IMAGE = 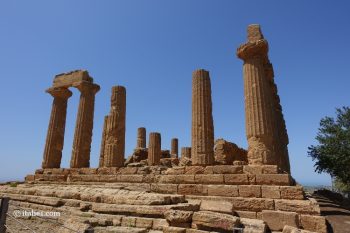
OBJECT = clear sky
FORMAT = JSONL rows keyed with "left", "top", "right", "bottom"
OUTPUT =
{"left": 1, "top": 1, "right": 349, "bottom": 185}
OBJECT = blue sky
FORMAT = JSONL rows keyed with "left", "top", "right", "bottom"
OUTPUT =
{"left": 1, "top": 1, "right": 349, "bottom": 185}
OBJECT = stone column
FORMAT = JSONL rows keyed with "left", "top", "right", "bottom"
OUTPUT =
{"left": 148, "top": 132, "right": 161, "bottom": 165}
{"left": 171, "top": 138, "right": 179, "bottom": 157}
{"left": 270, "top": 82, "right": 290, "bottom": 173}
{"left": 237, "top": 24, "right": 277, "bottom": 165}
{"left": 42, "top": 87, "right": 72, "bottom": 168}
{"left": 98, "top": 115, "right": 108, "bottom": 167}
{"left": 191, "top": 69, "right": 215, "bottom": 165}
{"left": 181, "top": 147, "right": 191, "bottom": 158}
{"left": 136, "top": 127, "right": 146, "bottom": 148}
{"left": 104, "top": 86, "right": 126, "bottom": 167}
{"left": 70, "top": 81, "right": 100, "bottom": 168}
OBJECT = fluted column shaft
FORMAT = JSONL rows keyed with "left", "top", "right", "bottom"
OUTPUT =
{"left": 42, "top": 88, "right": 72, "bottom": 168}
{"left": 148, "top": 132, "right": 161, "bottom": 165}
{"left": 136, "top": 127, "right": 146, "bottom": 148}
{"left": 171, "top": 138, "right": 179, "bottom": 157}
{"left": 70, "top": 81, "right": 100, "bottom": 168}
{"left": 181, "top": 147, "right": 191, "bottom": 158}
{"left": 104, "top": 86, "right": 126, "bottom": 167}
{"left": 98, "top": 116, "right": 108, "bottom": 167}
{"left": 237, "top": 39, "right": 276, "bottom": 165}
{"left": 191, "top": 69, "right": 215, "bottom": 165}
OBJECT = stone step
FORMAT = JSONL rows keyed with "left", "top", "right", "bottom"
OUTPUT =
{"left": 0, "top": 184, "right": 186, "bottom": 205}
{"left": 33, "top": 165, "right": 282, "bottom": 176}
{"left": 94, "top": 226, "right": 149, "bottom": 233}
{"left": 29, "top": 172, "right": 294, "bottom": 186}
{"left": 186, "top": 195, "right": 320, "bottom": 215}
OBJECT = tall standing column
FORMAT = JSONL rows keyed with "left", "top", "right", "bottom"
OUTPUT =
{"left": 98, "top": 116, "right": 108, "bottom": 167}
{"left": 104, "top": 86, "right": 126, "bottom": 167}
{"left": 171, "top": 138, "right": 179, "bottom": 157}
{"left": 136, "top": 127, "right": 146, "bottom": 149}
{"left": 237, "top": 24, "right": 277, "bottom": 165}
{"left": 148, "top": 132, "right": 161, "bottom": 165}
{"left": 42, "top": 87, "right": 72, "bottom": 168}
{"left": 70, "top": 81, "right": 100, "bottom": 168}
{"left": 191, "top": 69, "right": 215, "bottom": 165}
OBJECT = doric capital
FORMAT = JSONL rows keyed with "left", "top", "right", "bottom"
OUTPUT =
{"left": 236, "top": 39, "right": 268, "bottom": 61}
{"left": 73, "top": 81, "right": 100, "bottom": 95}
{"left": 46, "top": 87, "right": 72, "bottom": 99}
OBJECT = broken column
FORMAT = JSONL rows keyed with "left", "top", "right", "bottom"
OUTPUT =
{"left": 181, "top": 147, "right": 191, "bottom": 158}
{"left": 98, "top": 116, "right": 108, "bottom": 167}
{"left": 148, "top": 132, "right": 161, "bottom": 165}
{"left": 103, "top": 86, "right": 126, "bottom": 167}
{"left": 236, "top": 24, "right": 278, "bottom": 165}
{"left": 136, "top": 127, "right": 146, "bottom": 149}
{"left": 191, "top": 69, "right": 215, "bottom": 165}
{"left": 70, "top": 81, "right": 100, "bottom": 168}
{"left": 171, "top": 138, "right": 179, "bottom": 157}
{"left": 42, "top": 87, "right": 72, "bottom": 168}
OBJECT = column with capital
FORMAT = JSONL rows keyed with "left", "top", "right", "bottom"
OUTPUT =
{"left": 70, "top": 81, "right": 100, "bottom": 168}
{"left": 42, "top": 87, "right": 72, "bottom": 168}
{"left": 237, "top": 24, "right": 277, "bottom": 165}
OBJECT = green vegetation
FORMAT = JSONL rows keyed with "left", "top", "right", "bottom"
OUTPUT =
{"left": 308, "top": 107, "right": 350, "bottom": 194}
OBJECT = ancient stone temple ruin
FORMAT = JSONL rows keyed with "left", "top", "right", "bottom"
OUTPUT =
{"left": 0, "top": 25, "right": 327, "bottom": 233}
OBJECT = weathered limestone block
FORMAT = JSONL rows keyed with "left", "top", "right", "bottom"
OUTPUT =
{"left": 204, "top": 165, "right": 243, "bottom": 174}
{"left": 239, "top": 185, "right": 262, "bottom": 198}
{"left": 151, "top": 184, "right": 178, "bottom": 194}
{"left": 125, "top": 148, "right": 148, "bottom": 166}
{"left": 224, "top": 174, "right": 250, "bottom": 185}
{"left": 231, "top": 197, "right": 274, "bottom": 212}
{"left": 42, "top": 87, "right": 72, "bottom": 168}
{"left": 163, "top": 227, "right": 186, "bottom": 233}
{"left": 185, "top": 166, "right": 205, "bottom": 174}
{"left": 178, "top": 184, "right": 207, "bottom": 196}
{"left": 255, "top": 174, "right": 292, "bottom": 186}
{"left": 171, "top": 138, "right": 179, "bottom": 157}
{"left": 192, "top": 211, "right": 239, "bottom": 232}
{"left": 274, "top": 199, "right": 321, "bottom": 215}
{"left": 195, "top": 174, "right": 224, "bottom": 184}
{"left": 280, "top": 186, "right": 304, "bottom": 200}
{"left": 103, "top": 86, "right": 126, "bottom": 167}
{"left": 71, "top": 81, "right": 100, "bottom": 168}
{"left": 206, "top": 185, "right": 239, "bottom": 197}
{"left": 214, "top": 139, "right": 247, "bottom": 165}
{"left": 299, "top": 215, "right": 327, "bottom": 233}
{"left": 135, "top": 218, "right": 153, "bottom": 229}
{"left": 261, "top": 185, "right": 281, "bottom": 199}
{"left": 179, "top": 147, "right": 192, "bottom": 166}
{"left": 282, "top": 225, "right": 318, "bottom": 233}
{"left": 164, "top": 210, "right": 193, "bottom": 224}
{"left": 148, "top": 132, "right": 161, "bottom": 166}
{"left": 199, "top": 200, "right": 233, "bottom": 214}
{"left": 262, "top": 210, "right": 299, "bottom": 231}
{"left": 191, "top": 69, "right": 214, "bottom": 165}
{"left": 240, "top": 218, "right": 266, "bottom": 233}
{"left": 136, "top": 127, "right": 146, "bottom": 148}
{"left": 53, "top": 70, "right": 93, "bottom": 88}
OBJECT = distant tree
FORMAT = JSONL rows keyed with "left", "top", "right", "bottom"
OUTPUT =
{"left": 308, "top": 107, "right": 350, "bottom": 187}
{"left": 333, "top": 177, "right": 350, "bottom": 196}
